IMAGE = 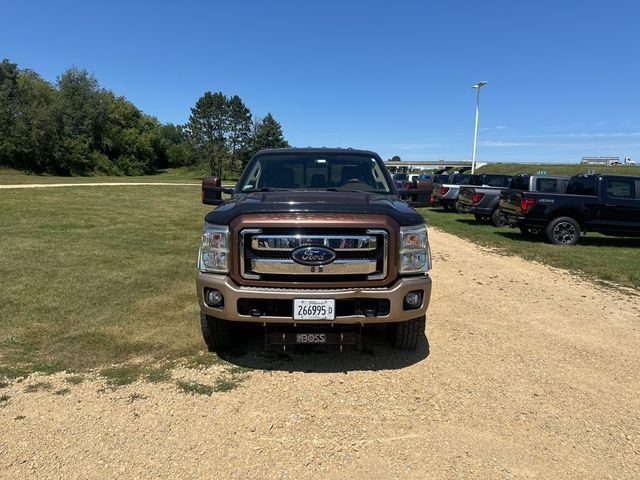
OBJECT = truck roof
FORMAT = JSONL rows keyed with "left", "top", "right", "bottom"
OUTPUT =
{"left": 254, "top": 147, "right": 380, "bottom": 157}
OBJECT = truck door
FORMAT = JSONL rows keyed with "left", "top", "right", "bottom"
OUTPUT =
{"left": 599, "top": 177, "right": 640, "bottom": 235}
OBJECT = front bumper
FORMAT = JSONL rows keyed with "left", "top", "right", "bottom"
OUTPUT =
{"left": 197, "top": 274, "right": 432, "bottom": 324}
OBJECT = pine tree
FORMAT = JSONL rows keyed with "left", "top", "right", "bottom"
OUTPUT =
{"left": 252, "top": 113, "right": 289, "bottom": 153}
{"left": 227, "top": 95, "right": 253, "bottom": 175}
{"left": 187, "top": 91, "right": 228, "bottom": 176}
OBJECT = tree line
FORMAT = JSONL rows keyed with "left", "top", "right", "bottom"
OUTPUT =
{"left": 0, "top": 59, "right": 288, "bottom": 177}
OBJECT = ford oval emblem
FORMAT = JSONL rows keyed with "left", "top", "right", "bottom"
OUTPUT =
{"left": 291, "top": 246, "right": 337, "bottom": 266}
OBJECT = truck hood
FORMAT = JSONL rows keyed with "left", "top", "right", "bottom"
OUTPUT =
{"left": 205, "top": 191, "right": 425, "bottom": 226}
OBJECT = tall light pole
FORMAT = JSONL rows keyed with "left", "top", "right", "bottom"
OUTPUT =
{"left": 471, "top": 81, "right": 488, "bottom": 174}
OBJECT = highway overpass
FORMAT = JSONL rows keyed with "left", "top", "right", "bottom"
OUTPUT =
{"left": 384, "top": 160, "right": 490, "bottom": 171}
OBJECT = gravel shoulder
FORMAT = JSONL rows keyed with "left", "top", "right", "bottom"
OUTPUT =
{"left": 1, "top": 228, "right": 639, "bottom": 479}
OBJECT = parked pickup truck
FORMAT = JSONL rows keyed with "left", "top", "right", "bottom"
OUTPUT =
{"left": 499, "top": 174, "right": 640, "bottom": 244}
{"left": 431, "top": 173, "right": 473, "bottom": 211}
{"left": 397, "top": 173, "right": 435, "bottom": 207}
{"left": 497, "top": 174, "right": 570, "bottom": 234}
{"left": 456, "top": 174, "right": 513, "bottom": 226}
{"left": 198, "top": 148, "right": 432, "bottom": 351}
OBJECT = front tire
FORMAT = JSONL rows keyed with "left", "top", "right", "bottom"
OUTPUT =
{"left": 545, "top": 216, "right": 581, "bottom": 245}
{"left": 389, "top": 315, "right": 426, "bottom": 350}
{"left": 200, "top": 313, "right": 235, "bottom": 351}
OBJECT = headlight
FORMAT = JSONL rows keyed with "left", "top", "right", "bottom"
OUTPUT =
{"left": 199, "top": 224, "right": 230, "bottom": 273}
{"left": 399, "top": 224, "right": 431, "bottom": 274}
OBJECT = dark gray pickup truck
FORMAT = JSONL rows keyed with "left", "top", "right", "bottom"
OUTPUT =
{"left": 456, "top": 174, "right": 512, "bottom": 226}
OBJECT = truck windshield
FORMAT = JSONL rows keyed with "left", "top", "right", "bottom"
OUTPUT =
{"left": 237, "top": 152, "right": 392, "bottom": 193}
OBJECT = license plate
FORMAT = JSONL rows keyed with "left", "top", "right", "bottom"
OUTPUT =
{"left": 293, "top": 299, "right": 335, "bottom": 320}
{"left": 296, "top": 333, "right": 327, "bottom": 344}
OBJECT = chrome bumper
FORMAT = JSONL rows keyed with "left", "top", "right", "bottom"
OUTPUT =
{"left": 197, "top": 274, "right": 432, "bottom": 324}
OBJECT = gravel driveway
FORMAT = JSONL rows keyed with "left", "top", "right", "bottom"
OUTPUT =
{"left": 1, "top": 229, "right": 638, "bottom": 479}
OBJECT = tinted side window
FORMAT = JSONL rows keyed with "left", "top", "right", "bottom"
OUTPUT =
{"left": 606, "top": 178, "right": 636, "bottom": 199}
{"left": 485, "top": 175, "right": 511, "bottom": 187}
{"left": 566, "top": 176, "right": 597, "bottom": 196}
{"left": 509, "top": 175, "right": 531, "bottom": 190}
{"left": 453, "top": 174, "right": 472, "bottom": 185}
{"left": 536, "top": 178, "right": 558, "bottom": 193}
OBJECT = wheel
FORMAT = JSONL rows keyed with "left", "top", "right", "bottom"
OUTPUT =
{"left": 200, "top": 313, "right": 235, "bottom": 351}
{"left": 490, "top": 209, "right": 508, "bottom": 227}
{"left": 388, "top": 315, "right": 426, "bottom": 350}
{"left": 519, "top": 226, "right": 542, "bottom": 237}
{"left": 545, "top": 216, "right": 581, "bottom": 245}
{"left": 443, "top": 203, "right": 454, "bottom": 212}
{"left": 474, "top": 213, "right": 489, "bottom": 223}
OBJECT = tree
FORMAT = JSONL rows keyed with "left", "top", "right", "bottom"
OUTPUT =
{"left": 55, "top": 67, "right": 108, "bottom": 174}
{"left": 227, "top": 95, "right": 253, "bottom": 175}
{"left": 187, "top": 91, "right": 228, "bottom": 176}
{"left": 14, "top": 70, "right": 59, "bottom": 172}
{"left": 0, "top": 59, "right": 21, "bottom": 165}
{"left": 251, "top": 113, "right": 289, "bottom": 153}
{"left": 389, "top": 155, "right": 401, "bottom": 162}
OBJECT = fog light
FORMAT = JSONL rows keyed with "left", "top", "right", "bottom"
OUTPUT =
{"left": 404, "top": 291, "right": 422, "bottom": 309}
{"left": 205, "top": 289, "right": 224, "bottom": 307}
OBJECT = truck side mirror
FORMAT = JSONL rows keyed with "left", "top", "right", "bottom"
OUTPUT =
{"left": 202, "top": 176, "right": 226, "bottom": 205}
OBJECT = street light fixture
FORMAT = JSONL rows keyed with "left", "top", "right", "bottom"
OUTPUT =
{"left": 471, "top": 81, "right": 488, "bottom": 174}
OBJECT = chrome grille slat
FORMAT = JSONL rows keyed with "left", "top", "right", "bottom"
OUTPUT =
{"left": 251, "top": 234, "right": 376, "bottom": 252}
{"left": 251, "top": 258, "right": 377, "bottom": 275}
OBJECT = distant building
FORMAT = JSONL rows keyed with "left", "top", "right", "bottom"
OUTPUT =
{"left": 581, "top": 156, "right": 620, "bottom": 166}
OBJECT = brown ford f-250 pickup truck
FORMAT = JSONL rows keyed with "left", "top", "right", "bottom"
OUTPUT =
{"left": 197, "top": 148, "right": 432, "bottom": 351}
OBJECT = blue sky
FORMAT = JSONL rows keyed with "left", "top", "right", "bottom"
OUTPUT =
{"left": 2, "top": 0, "right": 639, "bottom": 163}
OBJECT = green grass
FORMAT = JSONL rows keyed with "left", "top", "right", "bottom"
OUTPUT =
{"left": 421, "top": 208, "right": 640, "bottom": 289}
{"left": 477, "top": 162, "right": 640, "bottom": 177}
{"left": 65, "top": 375, "right": 84, "bottom": 385}
{"left": 0, "top": 166, "right": 237, "bottom": 185}
{"left": 176, "top": 380, "right": 215, "bottom": 396}
{"left": 24, "top": 381, "right": 52, "bottom": 393}
{"left": 0, "top": 184, "right": 211, "bottom": 375}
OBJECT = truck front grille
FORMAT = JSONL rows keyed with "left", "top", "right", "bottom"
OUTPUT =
{"left": 240, "top": 228, "right": 388, "bottom": 282}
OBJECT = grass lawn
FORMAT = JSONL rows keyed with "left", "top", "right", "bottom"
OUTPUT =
{"left": 0, "top": 166, "right": 212, "bottom": 185}
{"left": 477, "top": 163, "right": 640, "bottom": 177}
{"left": 420, "top": 208, "right": 640, "bottom": 290}
{"left": 0, "top": 184, "right": 211, "bottom": 375}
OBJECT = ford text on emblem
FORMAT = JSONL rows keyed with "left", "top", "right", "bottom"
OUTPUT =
{"left": 291, "top": 246, "right": 337, "bottom": 266}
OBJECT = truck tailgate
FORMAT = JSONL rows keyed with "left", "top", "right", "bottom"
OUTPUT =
{"left": 458, "top": 186, "right": 475, "bottom": 206}
{"left": 499, "top": 189, "right": 524, "bottom": 216}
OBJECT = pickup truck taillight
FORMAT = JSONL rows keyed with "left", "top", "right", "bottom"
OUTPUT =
{"left": 403, "top": 182, "right": 413, "bottom": 190}
{"left": 520, "top": 198, "right": 537, "bottom": 213}
{"left": 472, "top": 192, "right": 485, "bottom": 204}
{"left": 440, "top": 186, "right": 450, "bottom": 195}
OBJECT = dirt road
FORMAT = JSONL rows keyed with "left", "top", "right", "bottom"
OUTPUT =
{"left": 1, "top": 229, "right": 639, "bottom": 479}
